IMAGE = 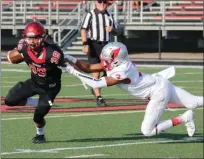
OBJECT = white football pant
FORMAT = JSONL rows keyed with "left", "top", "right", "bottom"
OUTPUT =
{"left": 141, "top": 75, "right": 203, "bottom": 136}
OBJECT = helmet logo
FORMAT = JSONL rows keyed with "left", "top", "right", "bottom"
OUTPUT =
{"left": 111, "top": 48, "right": 120, "bottom": 59}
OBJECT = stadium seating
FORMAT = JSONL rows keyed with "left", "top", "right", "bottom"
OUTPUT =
{"left": 34, "top": 0, "right": 82, "bottom": 10}
{"left": 1, "top": 0, "right": 203, "bottom": 55}
{"left": 154, "top": 0, "right": 204, "bottom": 22}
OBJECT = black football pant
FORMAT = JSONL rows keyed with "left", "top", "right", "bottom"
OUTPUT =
{"left": 5, "top": 78, "right": 61, "bottom": 124}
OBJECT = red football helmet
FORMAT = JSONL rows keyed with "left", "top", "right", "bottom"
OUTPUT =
{"left": 23, "top": 21, "right": 46, "bottom": 49}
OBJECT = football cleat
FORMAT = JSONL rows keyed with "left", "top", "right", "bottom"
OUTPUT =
{"left": 32, "top": 134, "right": 46, "bottom": 144}
{"left": 96, "top": 96, "right": 107, "bottom": 107}
{"left": 181, "top": 110, "right": 196, "bottom": 137}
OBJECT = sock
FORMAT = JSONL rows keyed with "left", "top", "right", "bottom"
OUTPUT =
{"left": 26, "top": 97, "right": 38, "bottom": 107}
{"left": 147, "top": 117, "right": 185, "bottom": 136}
{"left": 155, "top": 120, "right": 173, "bottom": 135}
{"left": 36, "top": 127, "right": 45, "bottom": 135}
{"left": 171, "top": 116, "right": 184, "bottom": 126}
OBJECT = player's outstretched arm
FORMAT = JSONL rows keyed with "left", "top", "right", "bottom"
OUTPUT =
{"left": 64, "top": 54, "right": 104, "bottom": 73}
{"left": 65, "top": 63, "right": 122, "bottom": 88}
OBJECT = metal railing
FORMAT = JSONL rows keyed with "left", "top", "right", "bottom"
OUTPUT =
{"left": 53, "top": 1, "right": 118, "bottom": 46}
{"left": 1, "top": 0, "right": 203, "bottom": 41}
{"left": 53, "top": 2, "right": 89, "bottom": 46}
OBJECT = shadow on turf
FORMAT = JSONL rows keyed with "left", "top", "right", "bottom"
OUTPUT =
{"left": 127, "top": 133, "right": 204, "bottom": 143}
{"left": 46, "top": 133, "right": 203, "bottom": 144}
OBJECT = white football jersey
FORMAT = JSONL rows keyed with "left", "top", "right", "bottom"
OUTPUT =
{"left": 106, "top": 59, "right": 156, "bottom": 98}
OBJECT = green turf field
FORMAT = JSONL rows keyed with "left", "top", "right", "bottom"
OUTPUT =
{"left": 1, "top": 64, "right": 203, "bottom": 158}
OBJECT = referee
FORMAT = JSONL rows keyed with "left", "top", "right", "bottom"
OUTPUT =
{"left": 81, "top": 0, "right": 117, "bottom": 106}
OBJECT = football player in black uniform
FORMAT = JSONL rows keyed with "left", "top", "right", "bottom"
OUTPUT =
{"left": 5, "top": 21, "right": 65, "bottom": 144}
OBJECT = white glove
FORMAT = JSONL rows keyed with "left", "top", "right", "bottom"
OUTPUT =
{"left": 64, "top": 54, "right": 77, "bottom": 64}
{"left": 65, "top": 62, "right": 82, "bottom": 77}
{"left": 65, "top": 62, "right": 88, "bottom": 89}
{"left": 65, "top": 62, "right": 74, "bottom": 74}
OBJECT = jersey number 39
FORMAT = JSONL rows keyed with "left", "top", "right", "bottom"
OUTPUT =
{"left": 29, "top": 64, "right": 46, "bottom": 77}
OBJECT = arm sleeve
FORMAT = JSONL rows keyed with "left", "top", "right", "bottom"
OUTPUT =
{"left": 78, "top": 74, "right": 107, "bottom": 89}
{"left": 70, "top": 68, "right": 107, "bottom": 89}
{"left": 81, "top": 12, "right": 92, "bottom": 30}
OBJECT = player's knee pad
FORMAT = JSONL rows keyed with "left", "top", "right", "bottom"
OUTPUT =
{"left": 5, "top": 82, "right": 24, "bottom": 106}
{"left": 141, "top": 122, "right": 155, "bottom": 137}
{"left": 141, "top": 127, "right": 154, "bottom": 137}
{"left": 33, "top": 105, "right": 51, "bottom": 124}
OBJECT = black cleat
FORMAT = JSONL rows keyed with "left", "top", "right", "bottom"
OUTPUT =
{"left": 32, "top": 134, "right": 46, "bottom": 144}
{"left": 96, "top": 96, "right": 107, "bottom": 107}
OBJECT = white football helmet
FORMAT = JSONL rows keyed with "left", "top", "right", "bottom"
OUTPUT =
{"left": 100, "top": 42, "right": 129, "bottom": 71}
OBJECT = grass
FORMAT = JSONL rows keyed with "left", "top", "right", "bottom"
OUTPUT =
{"left": 1, "top": 63, "right": 203, "bottom": 158}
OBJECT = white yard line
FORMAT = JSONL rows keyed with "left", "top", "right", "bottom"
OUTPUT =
{"left": 2, "top": 87, "right": 203, "bottom": 94}
{"left": 2, "top": 82, "right": 202, "bottom": 90}
{"left": 1, "top": 110, "right": 146, "bottom": 121}
{"left": 2, "top": 108, "right": 203, "bottom": 121}
{"left": 2, "top": 76, "right": 28, "bottom": 79}
{"left": 3, "top": 81, "right": 19, "bottom": 83}
{"left": 65, "top": 154, "right": 108, "bottom": 158}
{"left": 1, "top": 72, "right": 203, "bottom": 80}
{"left": 2, "top": 62, "right": 203, "bottom": 68}
{"left": 2, "top": 82, "right": 84, "bottom": 87}
{"left": 2, "top": 84, "right": 85, "bottom": 87}
{"left": 137, "top": 65, "right": 203, "bottom": 69}
{"left": 171, "top": 80, "right": 203, "bottom": 83}
{"left": 1, "top": 69, "right": 203, "bottom": 75}
{"left": 181, "top": 72, "right": 203, "bottom": 75}
{"left": 1, "top": 75, "right": 74, "bottom": 79}
{"left": 2, "top": 86, "right": 17, "bottom": 88}
{"left": 2, "top": 83, "right": 204, "bottom": 89}
{"left": 1, "top": 69, "right": 30, "bottom": 72}
{"left": 1, "top": 137, "right": 203, "bottom": 155}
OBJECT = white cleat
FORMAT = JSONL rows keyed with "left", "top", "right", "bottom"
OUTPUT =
{"left": 181, "top": 110, "right": 196, "bottom": 137}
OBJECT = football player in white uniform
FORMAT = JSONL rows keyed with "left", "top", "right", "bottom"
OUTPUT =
{"left": 63, "top": 42, "right": 203, "bottom": 137}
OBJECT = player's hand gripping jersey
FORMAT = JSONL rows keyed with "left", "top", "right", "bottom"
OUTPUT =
{"left": 17, "top": 39, "right": 64, "bottom": 87}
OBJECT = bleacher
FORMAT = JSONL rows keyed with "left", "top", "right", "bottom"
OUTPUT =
{"left": 155, "top": 1, "right": 203, "bottom": 21}
{"left": 1, "top": 0, "right": 86, "bottom": 25}
{"left": 124, "top": 0, "right": 203, "bottom": 30}
{"left": 1, "top": 0, "right": 203, "bottom": 57}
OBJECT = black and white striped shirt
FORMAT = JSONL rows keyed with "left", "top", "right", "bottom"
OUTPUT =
{"left": 81, "top": 8, "right": 117, "bottom": 42}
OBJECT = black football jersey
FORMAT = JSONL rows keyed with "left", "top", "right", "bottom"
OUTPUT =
{"left": 17, "top": 39, "right": 64, "bottom": 87}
